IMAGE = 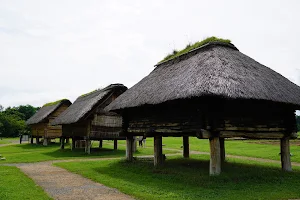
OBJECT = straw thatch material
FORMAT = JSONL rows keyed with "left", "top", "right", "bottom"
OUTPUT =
{"left": 106, "top": 42, "right": 300, "bottom": 111}
{"left": 51, "top": 84, "right": 127, "bottom": 125}
{"left": 26, "top": 99, "right": 71, "bottom": 125}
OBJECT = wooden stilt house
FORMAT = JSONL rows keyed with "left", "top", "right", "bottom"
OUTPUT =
{"left": 26, "top": 99, "right": 71, "bottom": 145}
{"left": 105, "top": 38, "right": 300, "bottom": 175}
{"left": 51, "top": 84, "right": 127, "bottom": 153}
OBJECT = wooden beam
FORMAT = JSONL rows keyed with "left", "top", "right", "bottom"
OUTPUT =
{"left": 280, "top": 137, "right": 292, "bottom": 172}
{"left": 99, "top": 139, "right": 103, "bottom": 148}
{"left": 126, "top": 136, "right": 134, "bottom": 161}
{"left": 219, "top": 131, "right": 287, "bottom": 139}
{"left": 60, "top": 137, "right": 65, "bottom": 150}
{"left": 114, "top": 139, "right": 118, "bottom": 150}
{"left": 183, "top": 136, "right": 189, "bottom": 158}
{"left": 154, "top": 136, "right": 163, "bottom": 166}
{"left": 220, "top": 138, "right": 225, "bottom": 164}
{"left": 209, "top": 136, "right": 221, "bottom": 175}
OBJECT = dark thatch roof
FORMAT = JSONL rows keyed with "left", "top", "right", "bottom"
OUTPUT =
{"left": 106, "top": 42, "right": 300, "bottom": 111}
{"left": 51, "top": 84, "right": 127, "bottom": 125}
{"left": 26, "top": 99, "right": 71, "bottom": 125}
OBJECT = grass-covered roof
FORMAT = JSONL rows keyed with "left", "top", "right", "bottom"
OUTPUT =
{"left": 26, "top": 99, "right": 71, "bottom": 125}
{"left": 43, "top": 99, "right": 69, "bottom": 107}
{"left": 158, "top": 36, "right": 231, "bottom": 64}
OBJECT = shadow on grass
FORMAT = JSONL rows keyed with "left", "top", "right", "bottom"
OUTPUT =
{"left": 81, "top": 157, "right": 300, "bottom": 199}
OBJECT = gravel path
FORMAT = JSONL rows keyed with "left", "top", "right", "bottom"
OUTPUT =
{"left": 17, "top": 161, "right": 134, "bottom": 200}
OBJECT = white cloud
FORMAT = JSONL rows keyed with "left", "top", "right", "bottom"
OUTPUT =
{"left": 0, "top": 0, "right": 300, "bottom": 110}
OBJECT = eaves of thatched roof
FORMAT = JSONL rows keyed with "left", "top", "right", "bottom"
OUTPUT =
{"left": 106, "top": 42, "right": 300, "bottom": 111}
{"left": 26, "top": 99, "right": 71, "bottom": 125}
{"left": 51, "top": 84, "right": 127, "bottom": 125}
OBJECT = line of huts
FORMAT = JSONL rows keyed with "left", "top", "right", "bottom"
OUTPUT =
{"left": 26, "top": 38, "right": 300, "bottom": 175}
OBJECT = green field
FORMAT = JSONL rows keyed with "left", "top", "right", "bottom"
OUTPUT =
{"left": 105, "top": 137, "right": 300, "bottom": 162}
{"left": 1, "top": 137, "right": 300, "bottom": 200}
{"left": 56, "top": 155, "right": 300, "bottom": 200}
{"left": 0, "top": 137, "right": 18, "bottom": 145}
{"left": 0, "top": 140, "right": 177, "bottom": 163}
{"left": 0, "top": 166, "right": 51, "bottom": 200}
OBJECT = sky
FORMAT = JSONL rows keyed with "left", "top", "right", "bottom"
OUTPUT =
{"left": 0, "top": 0, "right": 300, "bottom": 111}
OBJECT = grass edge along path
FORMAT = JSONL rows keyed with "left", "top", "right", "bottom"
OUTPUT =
{"left": 56, "top": 155, "right": 300, "bottom": 200}
{"left": 0, "top": 165, "right": 51, "bottom": 200}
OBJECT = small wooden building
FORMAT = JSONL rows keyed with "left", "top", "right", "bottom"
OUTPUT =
{"left": 106, "top": 41, "right": 300, "bottom": 175}
{"left": 51, "top": 84, "right": 127, "bottom": 153}
{"left": 26, "top": 99, "right": 72, "bottom": 145}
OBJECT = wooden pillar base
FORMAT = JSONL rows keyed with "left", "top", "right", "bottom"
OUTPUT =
{"left": 183, "top": 136, "right": 189, "bottom": 158}
{"left": 30, "top": 136, "right": 34, "bottom": 144}
{"left": 60, "top": 137, "right": 65, "bottom": 150}
{"left": 66, "top": 138, "right": 70, "bottom": 144}
{"left": 220, "top": 138, "right": 225, "bottom": 164}
{"left": 85, "top": 139, "right": 91, "bottom": 154}
{"left": 99, "top": 140, "right": 103, "bottom": 149}
{"left": 281, "top": 137, "right": 292, "bottom": 172}
{"left": 209, "top": 136, "right": 221, "bottom": 175}
{"left": 114, "top": 139, "right": 118, "bottom": 150}
{"left": 71, "top": 138, "right": 76, "bottom": 151}
{"left": 36, "top": 137, "right": 40, "bottom": 144}
{"left": 126, "top": 136, "right": 134, "bottom": 161}
{"left": 154, "top": 136, "right": 163, "bottom": 166}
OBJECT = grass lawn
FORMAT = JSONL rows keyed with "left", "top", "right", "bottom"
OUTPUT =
{"left": 105, "top": 136, "right": 300, "bottom": 162}
{"left": 0, "top": 166, "right": 51, "bottom": 200}
{"left": 56, "top": 155, "right": 300, "bottom": 200}
{"left": 0, "top": 137, "right": 19, "bottom": 145}
{"left": 0, "top": 140, "right": 177, "bottom": 163}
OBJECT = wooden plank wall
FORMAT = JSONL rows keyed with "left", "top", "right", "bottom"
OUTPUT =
{"left": 125, "top": 97, "right": 297, "bottom": 139}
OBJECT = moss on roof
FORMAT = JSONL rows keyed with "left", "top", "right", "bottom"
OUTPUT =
{"left": 80, "top": 88, "right": 102, "bottom": 98}
{"left": 42, "top": 99, "right": 68, "bottom": 107}
{"left": 158, "top": 36, "right": 231, "bottom": 64}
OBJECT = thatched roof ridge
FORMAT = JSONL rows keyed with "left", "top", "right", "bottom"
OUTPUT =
{"left": 51, "top": 84, "right": 127, "bottom": 125}
{"left": 26, "top": 99, "right": 71, "bottom": 125}
{"left": 106, "top": 43, "right": 300, "bottom": 111}
{"left": 157, "top": 36, "right": 232, "bottom": 64}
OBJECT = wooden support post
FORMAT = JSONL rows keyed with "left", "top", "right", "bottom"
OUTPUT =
{"left": 209, "top": 136, "right": 221, "bottom": 175}
{"left": 85, "top": 139, "right": 91, "bottom": 154}
{"left": 71, "top": 138, "right": 76, "bottom": 151}
{"left": 183, "top": 136, "right": 189, "bottom": 158}
{"left": 65, "top": 138, "right": 70, "bottom": 144}
{"left": 43, "top": 138, "right": 49, "bottom": 146}
{"left": 60, "top": 137, "right": 65, "bottom": 150}
{"left": 114, "top": 139, "right": 118, "bottom": 150}
{"left": 36, "top": 137, "right": 39, "bottom": 144}
{"left": 30, "top": 136, "right": 33, "bottom": 144}
{"left": 280, "top": 137, "right": 292, "bottom": 172}
{"left": 220, "top": 138, "right": 225, "bottom": 164}
{"left": 154, "top": 136, "right": 163, "bottom": 166}
{"left": 99, "top": 140, "right": 103, "bottom": 148}
{"left": 126, "top": 136, "right": 134, "bottom": 161}
{"left": 132, "top": 137, "right": 137, "bottom": 152}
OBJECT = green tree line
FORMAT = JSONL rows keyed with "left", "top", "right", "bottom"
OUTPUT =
{"left": 0, "top": 105, "right": 39, "bottom": 137}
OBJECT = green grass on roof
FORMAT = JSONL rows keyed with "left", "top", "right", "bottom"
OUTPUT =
{"left": 158, "top": 36, "right": 231, "bottom": 64}
{"left": 42, "top": 99, "right": 68, "bottom": 107}
{"left": 80, "top": 88, "right": 102, "bottom": 98}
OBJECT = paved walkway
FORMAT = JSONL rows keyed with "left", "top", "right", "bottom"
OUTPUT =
{"left": 16, "top": 161, "right": 134, "bottom": 200}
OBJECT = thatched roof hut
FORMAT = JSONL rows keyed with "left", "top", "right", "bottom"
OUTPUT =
{"left": 52, "top": 84, "right": 127, "bottom": 153}
{"left": 107, "top": 42, "right": 300, "bottom": 110}
{"left": 106, "top": 39, "right": 300, "bottom": 175}
{"left": 26, "top": 99, "right": 71, "bottom": 145}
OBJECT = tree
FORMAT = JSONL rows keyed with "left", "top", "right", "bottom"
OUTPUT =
{"left": 0, "top": 105, "right": 3, "bottom": 112}
{"left": 0, "top": 104, "right": 38, "bottom": 137}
